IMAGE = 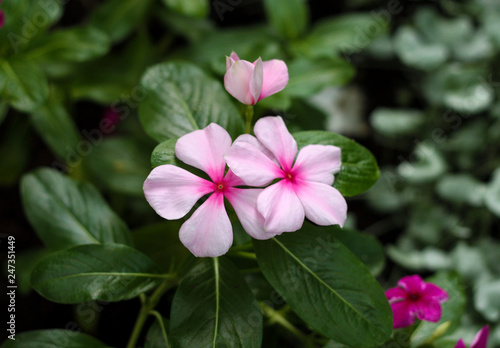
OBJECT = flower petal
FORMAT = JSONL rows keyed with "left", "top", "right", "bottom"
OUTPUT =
{"left": 414, "top": 299, "right": 442, "bottom": 322}
{"left": 223, "top": 169, "right": 245, "bottom": 187}
{"left": 143, "top": 165, "right": 214, "bottom": 220}
{"left": 391, "top": 300, "right": 415, "bottom": 329}
{"left": 386, "top": 287, "right": 408, "bottom": 302}
{"left": 249, "top": 58, "right": 263, "bottom": 105}
{"left": 259, "top": 59, "right": 289, "bottom": 101}
{"left": 254, "top": 116, "right": 297, "bottom": 172}
{"left": 225, "top": 141, "right": 282, "bottom": 186}
{"left": 224, "top": 59, "right": 255, "bottom": 105}
{"left": 293, "top": 144, "right": 342, "bottom": 185}
{"left": 233, "top": 134, "right": 277, "bottom": 163}
{"left": 257, "top": 181, "right": 305, "bottom": 234}
{"left": 422, "top": 283, "right": 448, "bottom": 302}
{"left": 398, "top": 275, "right": 425, "bottom": 294}
{"left": 175, "top": 123, "right": 232, "bottom": 182}
{"left": 179, "top": 192, "right": 232, "bottom": 257}
{"left": 471, "top": 326, "right": 489, "bottom": 348}
{"left": 230, "top": 51, "right": 240, "bottom": 61}
{"left": 226, "top": 52, "right": 239, "bottom": 70}
{"left": 295, "top": 180, "right": 347, "bottom": 227}
{"left": 454, "top": 339, "right": 467, "bottom": 348}
{"left": 225, "top": 188, "right": 273, "bottom": 240}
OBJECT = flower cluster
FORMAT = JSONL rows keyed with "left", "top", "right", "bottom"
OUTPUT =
{"left": 144, "top": 116, "right": 347, "bottom": 257}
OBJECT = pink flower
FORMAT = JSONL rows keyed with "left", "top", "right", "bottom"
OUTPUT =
{"left": 0, "top": 10, "right": 4, "bottom": 28}
{"left": 455, "top": 326, "right": 489, "bottom": 348}
{"left": 143, "top": 123, "right": 269, "bottom": 258}
{"left": 386, "top": 275, "right": 449, "bottom": 329}
{"left": 225, "top": 116, "right": 347, "bottom": 234}
{"left": 224, "top": 52, "right": 289, "bottom": 105}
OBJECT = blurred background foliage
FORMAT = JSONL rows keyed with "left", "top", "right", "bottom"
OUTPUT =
{"left": 1, "top": 0, "right": 499, "bottom": 346}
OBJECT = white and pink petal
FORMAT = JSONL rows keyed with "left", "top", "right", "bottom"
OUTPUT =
{"left": 293, "top": 144, "right": 342, "bottom": 185}
{"left": 259, "top": 59, "right": 289, "bottom": 101}
{"left": 224, "top": 59, "right": 255, "bottom": 105}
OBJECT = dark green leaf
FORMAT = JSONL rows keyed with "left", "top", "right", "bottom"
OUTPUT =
{"left": 254, "top": 226, "right": 392, "bottom": 347}
{"left": 263, "top": 0, "right": 309, "bottom": 39}
{"left": 31, "top": 244, "right": 163, "bottom": 304}
{"left": 170, "top": 258, "right": 263, "bottom": 348}
{"left": 151, "top": 138, "right": 181, "bottom": 168}
{"left": 0, "top": 329, "right": 111, "bottom": 348}
{"left": 162, "top": 0, "right": 209, "bottom": 18}
{"left": 21, "top": 168, "right": 132, "bottom": 250}
{"left": 0, "top": 116, "right": 31, "bottom": 186}
{"left": 145, "top": 315, "right": 170, "bottom": 348}
{"left": 139, "top": 62, "right": 244, "bottom": 142}
{"left": 293, "top": 131, "right": 380, "bottom": 196}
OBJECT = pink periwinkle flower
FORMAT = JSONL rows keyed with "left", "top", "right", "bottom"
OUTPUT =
{"left": 224, "top": 52, "right": 289, "bottom": 105}
{"left": 455, "top": 326, "right": 489, "bottom": 348}
{"left": 385, "top": 275, "right": 449, "bottom": 329}
{"left": 0, "top": 11, "right": 4, "bottom": 29}
{"left": 143, "top": 123, "right": 270, "bottom": 258}
{"left": 225, "top": 116, "right": 347, "bottom": 235}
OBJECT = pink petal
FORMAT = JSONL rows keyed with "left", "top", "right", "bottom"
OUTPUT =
{"left": 230, "top": 52, "right": 240, "bottom": 61}
{"left": 223, "top": 169, "right": 245, "bottom": 187}
{"left": 293, "top": 144, "right": 342, "bottom": 185}
{"left": 0, "top": 11, "right": 4, "bottom": 29}
{"left": 398, "top": 275, "right": 425, "bottom": 294}
{"left": 414, "top": 299, "right": 442, "bottom": 322}
{"left": 471, "top": 326, "right": 489, "bottom": 348}
{"left": 294, "top": 180, "right": 347, "bottom": 227}
{"left": 259, "top": 59, "right": 289, "bottom": 101}
{"left": 225, "top": 141, "right": 282, "bottom": 186}
{"left": 143, "top": 165, "right": 214, "bottom": 220}
{"left": 257, "top": 181, "right": 305, "bottom": 234}
{"left": 179, "top": 192, "right": 232, "bottom": 257}
{"left": 249, "top": 58, "right": 263, "bottom": 105}
{"left": 233, "top": 134, "right": 277, "bottom": 163}
{"left": 254, "top": 116, "right": 297, "bottom": 172}
{"left": 386, "top": 287, "right": 408, "bottom": 302}
{"left": 225, "top": 188, "right": 273, "bottom": 240}
{"left": 224, "top": 59, "right": 255, "bottom": 105}
{"left": 455, "top": 339, "right": 467, "bottom": 348}
{"left": 175, "top": 123, "right": 232, "bottom": 183}
{"left": 391, "top": 300, "right": 415, "bottom": 329}
{"left": 423, "top": 283, "right": 449, "bottom": 302}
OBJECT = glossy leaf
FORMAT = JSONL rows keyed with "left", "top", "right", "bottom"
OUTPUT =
{"left": 0, "top": 329, "right": 110, "bottom": 348}
{"left": 293, "top": 131, "right": 380, "bottom": 196}
{"left": 151, "top": 138, "right": 181, "bottom": 168}
{"left": 145, "top": 315, "right": 170, "bottom": 348}
{"left": 253, "top": 226, "right": 392, "bottom": 347}
{"left": 170, "top": 258, "right": 263, "bottom": 348}
{"left": 162, "top": 0, "right": 209, "bottom": 18}
{"left": 31, "top": 244, "right": 163, "bottom": 304}
{"left": 21, "top": 168, "right": 132, "bottom": 250}
{"left": 139, "top": 62, "right": 244, "bottom": 142}
{"left": 263, "top": 0, "right": 309, "bottom": 39}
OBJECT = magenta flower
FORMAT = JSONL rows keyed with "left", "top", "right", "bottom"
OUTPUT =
{"left": 225, "top": 116, "right": 347, "bottom": 234}
{"left": 143, "top": 123, "right": 270, "bottom": 258}
{"left": 455, "top": 326, "right": 489, "bottom": 348}
{"left": 0, "top": 11, "right": 4, "bottom": 29}
{"left": 386, "top": 275, "right": 449, "bottom": 329}
{"left": 224, "top": 52, "right": 289, "bottom": 105}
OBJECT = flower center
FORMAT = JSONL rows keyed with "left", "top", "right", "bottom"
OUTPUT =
{"left": 409, "top": 293, "right": 420, "bottom": 301}
{"left": 215, "top": 183, "right": 225, "bottom": 192}
{"left": 284, "top": 171, "right": 294, "bottom": 182}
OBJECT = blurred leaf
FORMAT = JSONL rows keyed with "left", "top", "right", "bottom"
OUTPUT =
{"left": 30, "top": 92, "right": 80, "bottom": 159}
{"left": 484, "top": 168, "right": 500, "bottom": 217}
{"left": 263, "top": 0, "right": 309, "bottom": 40}
{"left": 387, "top": 246, "right": 452, "bottom": 271}
{"left": 158, "top": 9, "right": 214, "bottom": 42}
{"left": 474, "top": 276, "right": 500, "bottom": 322}
{"left": 145, "top": 315, "right": 170, "bottom": 348}
{"left": 291, "top": 13, "right": 389, "bottom": 58}
{"left": 436, "top": 174, "right": 486, "bottom": 206}
{"left": 415, "top": 8, "right": 472, "bottom": 48}
{"left": 451, "top": 242, "right": 489, "bottom": 282}
{"left": 84, "top": 137, "right": 152, "bottom": 196}
{"left": 411, "top": 272, "right": 466, "bottom": 347}
{"left": 254, "top": 225, "right": 392, "bottom": 347}
{"left": 170, "top": 258, "right": 263, "bottom": 348}
{"left": 365, "top": 170, "right": 406, "bottom": 213}
{"left": 397, "top": 143, "right": 447, "bottom": 183}
{"left": 0, "top": 58, "right": 49, "bottom": 112}
{"left": 162, "top": 0, "right": 208, "bottom": 18}
{"left": 31, "top": 244, "right": 163, "bottom": 304}
{"left": 90, "top": 0, "right": 153, "bottom": 42}
{"left": 0, "top": 116, "right": 31, "bottom": 186}
{"left": 11, "top": 248, "right": 50, "bottom": 295}
{"left": 139, "top": 62, "right": 244, "bottom": 142}
{"left": 25, "top": 26, "right": 110, "bottom": 63}
{"left": 293, "top": 131, "right": 380, "bottom": 196}
{"left": 453, "top": 31, "right": 494, "bottom": 62}
{"left": 0, "top": 329, "right": 110, "bottom": 348}
{"left": 286, "top": 57, "right": 355, "bottom": 98}
{"left": 0, "top": 101, "right": 8, "bottom": 126}
{"left": 370, "top": 108, "right": 425, "bottom": 136}
{"left": 21, "top": 168, "right": 132, "bottom": 250}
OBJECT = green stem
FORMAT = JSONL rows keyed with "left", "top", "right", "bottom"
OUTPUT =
{"left": 227, "top": 250, "right": 257, "bottom": 260}
{"left": 245, "top": 105, "right": 254, "bottom": 134}
{"left": 260, "top": 303, "right": 309, "bottom": 344}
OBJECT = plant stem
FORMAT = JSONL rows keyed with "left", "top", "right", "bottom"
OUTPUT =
{"left": 245, "top": 105, "right": 254, "bottom": 134}
{"left": 260, "top": 303, "right": 309, "bottom": 344}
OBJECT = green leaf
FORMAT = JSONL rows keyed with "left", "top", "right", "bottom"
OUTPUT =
{"left": 151, "top": 138, "right": 181, "bottom": 168}
{"left": 484, "top": 168, "right": 500, "bottom": 217}
{"left": 286, "top": 58, "right": 355, "bottom": 98}
{"left": 0, "top": 329, "right": 111, "bottom": 348}
{"left": 139, "top": 62, "right": 244, "bottom": 142}
{"left": 253, "top": 225, "right": 392, "bottom": 347}
{"left": 31, "top": 244, "right": 164, "bottom": 304}
{"left": 145, "top": 315, "right": 170, "bottom": 348}
{"left": 89, "top": 0, "right": 154, "bottom": 42}
{"left": 170, "top": 258, "right": 263, "bottom": 348}
{"left": 397, "top": 143, "right": 447, "bottom": 184}
{"left": 21, "top": 168, "right": 132, "bottom": 250}
{"left": 474, "top": 276, "right": 500, "bottom": 322}
{"left": 293, "top": 131, "right": 380, "bottom": 196}
{"left": 370, "top": 108, "right": 425, "bottom": 136}
{"left": 162, "top": 0, "right": 209, "bottom": 18}
{"left": 263, "top": 0, "right": 309, "bottom": 39}
{"left": 30, "top": 92, "right": 81, "bottom": 159}
{"left": 0, "top": 116, "right": 31, "bottom": 186}
{"left": 25, "top": 26, "right": 110, "bottom": 63}
{"left": 436, "top": 174, "right": 486, "bottom": 206}
{"left": 0, "top": 58, "right": 49, "bottom": 112}
{"left": 12, "top": 248, "right": 51, "bottom": 295}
